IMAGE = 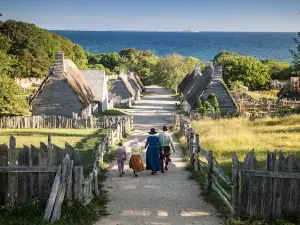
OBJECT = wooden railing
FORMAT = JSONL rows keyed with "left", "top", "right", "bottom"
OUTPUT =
{"left": 0, "top": 116, "right": 131, "bottom": 222}
{"left": 173, "top": 113, "right": 234, "bottom": 213}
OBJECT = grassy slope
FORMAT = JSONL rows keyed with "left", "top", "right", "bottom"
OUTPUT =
{"left": 247, "top": 89, "right": 279, "bottom": 101}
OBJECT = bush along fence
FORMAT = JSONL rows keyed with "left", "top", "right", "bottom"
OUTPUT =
{"left": 0, "top": 115, "right": 133, "bottom": 129}
{"left": 173, "top": 113, "right": 300, "bottom": 221}
{"left": 0, "top": 118, "right": 131, "bottom": 222}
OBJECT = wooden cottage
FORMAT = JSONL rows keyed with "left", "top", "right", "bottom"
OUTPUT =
{"left": 178, "top": 64, "right": 202, "bottom": 94}
{"left": 108, "top": 75, "right": 136, "bottom": 108}
{"left": 30, "top": 52, "right": 94, "bottom": 118}
{"left": 81, "top": 70, "right": 109, "bottom": 113}
{"left": 278, "top": 77, "right": 300, "bottom": 100}
{"left": 182, "top": 64, "right": 238, "bottom": 113}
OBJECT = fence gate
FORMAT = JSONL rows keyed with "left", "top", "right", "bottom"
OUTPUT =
{"left": 232, "top": 150, "right": 300, "bottom": 220}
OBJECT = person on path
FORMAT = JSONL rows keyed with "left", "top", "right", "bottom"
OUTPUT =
{"left": 129, "top": 138, "right": 145, "bottom": 177}
{"left": 158, "top": 125, "right": 176, "bottom": 171}
{"left": 145, "top": 128, "right": 162, "bottom": 175}
{"left": 115, "top": 142, "right": 126, "bottom": 177}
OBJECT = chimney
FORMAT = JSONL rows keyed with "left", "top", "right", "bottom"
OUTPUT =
{"left": 52, "top": 52, "right": 66, "bottom": 77}
{"left": 194, "top": 64, "right": 202, "bottom": 76}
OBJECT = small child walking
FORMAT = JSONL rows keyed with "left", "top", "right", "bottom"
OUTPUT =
{"left": 115, "top": 142, "right": 126, "bottom": 177}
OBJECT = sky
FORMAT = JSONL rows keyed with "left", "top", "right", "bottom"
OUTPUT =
{"left": 1, "top": 0, "right": 300, "bottom": 32}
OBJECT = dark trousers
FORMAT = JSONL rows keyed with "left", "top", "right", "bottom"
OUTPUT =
{"left": 161, "top": 146, "right": 171, "bottom": 170}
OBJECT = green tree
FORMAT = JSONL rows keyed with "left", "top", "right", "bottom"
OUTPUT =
{"left": 291, "top": 32, "right": 300, "bottom": 75}
{"left": 152, "top": 54, "right": 188, "bottom": 92}
{"left": 214, "top": 51, "right": 270, "bottom": 89}
{"left": 262, "top": 59, "right": 292, "bottom": 80}
{"left": 0, "top": 75, "right": 29, "bottom": 115}
{"left": 185, "top": 56, "right": 205, "bottom": 73}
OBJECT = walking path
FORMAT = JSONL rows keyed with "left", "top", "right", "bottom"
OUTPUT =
{"left": 96, "top": 86, "right": 222, "bottom": 225}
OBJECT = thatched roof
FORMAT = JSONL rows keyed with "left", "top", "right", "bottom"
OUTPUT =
{"left": 30, "top": 52, "right": 94, "bottom": 107}
{"left": 179, "top": 64, "right": 202, "bottom": 94}
{"left": 109, "top": 76, "right": 134, "bottom": 100}
{"left": 120, "top": 75, "right": 136, "bottom": 97}
{"left": 184, "top": 65, "right": 213, "bottom": 108}
{"left": 133, "top": 73, "right": 145, "bottom": 89}
{"left": 81, "top": 70, "right": 106, "bottom": 102}
{"left": 129, "top": 73, "right": 142, "bottom": 91}
{"left": 278, "top": 77, "right": 300, "bottom": 99}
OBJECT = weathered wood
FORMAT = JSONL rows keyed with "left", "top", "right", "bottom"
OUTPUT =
{"left": 93, "top": 169, "right": 99, "bottom": 196}
{"left": 9, "top": 136, "right": 16, "bottom": 205}
{"left": 51, "top": 154, "right": 70, "bottom": 222}
{"left": 194, "top": 135, "right": 199, "bottom": 171}
{"left": 66, "top": 160, "right": 74, "bottom": 206}
{"left": 73, "top": 166, "right": 84, "bottom": 201}
{"left": 0, "top": 166, "right": 58, "bottom": 172}
{"left": 212, "top": 175, "right": 231, "bottom": 200}
{"left": 31, "top": 145, "right": 40, "bottom": 198}
{"left": 232, "top": 152, "right": 240, "bottom": 216}
{"left": 213, "top": 159, "right": 232, "bottom": 186}
{"left": 43, "top": 165, "right": 62, "bottom": 221}
{"left": 206, "top": 150, "right": 213, "bottom": 188}
{"left": 0, "top": 144, "right": 8, "bottom": 205}
{"left": 212, "top": 183, "right": 234, "bottom": 213}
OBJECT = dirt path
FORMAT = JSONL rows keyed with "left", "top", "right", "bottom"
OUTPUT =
{"left": 96, "top": 86, "right": 222, "bottom": 225}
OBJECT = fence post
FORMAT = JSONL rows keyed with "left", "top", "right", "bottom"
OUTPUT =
{"left": 189, "top": 129, "right": 194, "bottom": 168}
{"left": 206, "top": 150, "right": 213, "bottom": 189}
{"left": 194, "top": 134, "right": 199, "bottom": 171}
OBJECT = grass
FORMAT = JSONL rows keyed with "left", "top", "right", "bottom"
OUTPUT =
{"left": 175, "top": 130, "right": 297, "bottom": 225}
{"left": 95, "top": 109, "right": 127, "bottom": 116}
{"left": 0, "top": 127, "right": 118, "bottom": 225}
{"left": 247, "top": 89, "right": 279, "bottom": 101}
{"left": 0, "top": 128, "right": 98, "bottom": 148}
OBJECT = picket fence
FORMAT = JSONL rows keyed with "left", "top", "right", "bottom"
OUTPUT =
{"left": 173, "top": 113, "right": 300, "bottom": 220}
{"left": 0, "top": 115, "right": 133, "bottom": 130}
{"left": 0, "top": 116, "right": 131, "bottom": 222}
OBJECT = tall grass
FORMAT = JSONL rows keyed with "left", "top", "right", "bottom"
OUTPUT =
{"left": 192, "top": 115, "right": 300, "bottom": 163}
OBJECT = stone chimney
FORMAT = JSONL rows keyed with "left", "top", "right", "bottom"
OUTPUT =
{"left": 52, "top": 52, "right": 66, "bottom": 78}
{"left": 194, "top": 64, "right": 202, "bottom": 76}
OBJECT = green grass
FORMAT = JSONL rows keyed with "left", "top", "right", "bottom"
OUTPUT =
{"left": 175, "top": 131, "right": 296, "bottom": 225}
{"left": 95, "top": 109, "right": 127, "bottom": 116}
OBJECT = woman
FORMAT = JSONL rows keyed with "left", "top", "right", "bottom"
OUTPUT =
{"left": 145, "top": 128, "right": 162, "bottom": 175}
{"left": 129, "top": 138, "right": 145, "bottom": 177}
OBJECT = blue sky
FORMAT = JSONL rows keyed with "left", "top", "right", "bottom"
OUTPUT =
{"left": 1, "top": 0, "right": 300, "bottom": 31}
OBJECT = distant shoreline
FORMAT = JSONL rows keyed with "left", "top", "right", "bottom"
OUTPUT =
{"left": 49, "top": 30, "right": 298, "bottom": 33}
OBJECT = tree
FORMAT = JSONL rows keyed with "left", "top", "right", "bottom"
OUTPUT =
{"left": 152, "top": 54, "right": 188, "bottom": 92}
{"left": 261, "top": 59, "right": 292, "bottom": 80}
{"left": 291, "top": 32, "right": 300, "bottom": 75}
{"left": 214, "top": 51, "right": 270, "bottom": 89}
{"left": 0, "top": 75, "right": 29, "bottom": 115}
{"left": 184, "top": 56, "right": 205, "bottom": 73}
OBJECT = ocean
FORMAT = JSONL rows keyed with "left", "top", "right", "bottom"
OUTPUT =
{"left": 52, "top": 31, "right": 298, "bottom": 62}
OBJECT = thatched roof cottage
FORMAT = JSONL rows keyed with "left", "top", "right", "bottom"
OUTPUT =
{"left": 81, "top": 70, "right": 109, "bottom": 113}
{"left": 182, "top": 64, "right": 238, "bottom": 113}
{"left": 30, "top": 52, "right": 94, "bottom": 118}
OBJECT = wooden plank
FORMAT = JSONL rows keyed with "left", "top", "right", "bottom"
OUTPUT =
{"left": 66, "top": 160, "right": 74, "bottom": 206}
{"left": 0, "top": 144, "right": 8, "bottom": 205}
{"left": 51, "top": 154, "right": 70, "bottom": 222}
{"left": 212, "top": 183, "right": 234, "bottom": 213}
{"left": 236, "top": 169, "right": 300, "bottom": 179}
{"left": 30, "top": 145, "right": 40, "bottom": 198}
{"left": 73, "top": 166, "right": 84, "bottom": 201}
{"left": 23, "top": 145, "right": 33, "bottom": 200}
{"left": 274, "top": 152, "right": 285, "bottom": 219}
{"left": 9, "top": 136, "right": 16, "bottom": 205}
{"left": 212, "top": 175, "right": 231, "bottom": 200}
{"left": 93, "top": 170, "right": 99, "bottom": 196}
{"left": 232, "top": 152, "right": 240, "bottom": 216}
{"left": 40, "top": 142, "right": 51, "bottom": 202}
{"left": 206, "top": 150, "right": 213, "bottom": 188}
{"left": 213, "top": 159, "right": 232, "bottom": 186}
{"left": 0, "top": 166, "right": 58, "bottom": 172}
{"left": 194, "top": 135, "right": 199, "bottom": 171}
{"left": 43, "top": 165, "right": 62, "bottom": 221}
{"left": 263, "top": 151, "right": 275, "bottom": 220}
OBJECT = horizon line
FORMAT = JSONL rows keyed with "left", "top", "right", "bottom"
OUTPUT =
{"left": 49, "top": 29, "right": 298, "bottom": 33}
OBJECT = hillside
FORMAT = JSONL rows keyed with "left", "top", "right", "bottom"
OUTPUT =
{"left": 0, "top": 20, "right": 87, "bottom": 78}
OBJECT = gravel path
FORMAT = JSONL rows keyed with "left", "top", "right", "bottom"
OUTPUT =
{"left": 95, "top": 86, "right": 223, "bottom": 225}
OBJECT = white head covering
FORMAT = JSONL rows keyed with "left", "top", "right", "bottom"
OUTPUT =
{"left": 134, "top": 138, "right": 138, "bottom": 144}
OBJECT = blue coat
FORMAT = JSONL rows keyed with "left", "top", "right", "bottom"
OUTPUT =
{"left": 145, "top": 135, "right": 162, "bottom": 171}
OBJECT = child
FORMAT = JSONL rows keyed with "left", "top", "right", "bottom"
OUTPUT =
{"left": 115, "top": 142, "right": 126, "bottom": 177}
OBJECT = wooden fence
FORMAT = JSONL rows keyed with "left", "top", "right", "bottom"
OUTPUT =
{"left": 0, "top": 115, "right": 133, "bottom": 130}
{"left": 0, "top": 116, "right": 130, "bottom": 222}
{"left": 173, "top": 113, "right": 300, "bottom": 220}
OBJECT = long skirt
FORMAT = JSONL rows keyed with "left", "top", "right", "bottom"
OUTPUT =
{"left": 146, "top": 147, "right": 161, "bottom": 171}
{"left": 129, "top": 154, "right": 145, "bottom": 172}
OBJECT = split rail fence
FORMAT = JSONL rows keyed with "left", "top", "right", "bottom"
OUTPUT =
{"left": 0, "top": 116, "right": 132, "bottom": 222}
{"left": 173, "top": 113, "right": 300, "bottom": 220}
{"left": 0, "top": 115, "right": 133, "bottom": 130}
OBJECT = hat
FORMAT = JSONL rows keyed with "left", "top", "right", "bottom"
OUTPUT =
{"left": 163, "top": 125, "right": 168, "bottom": 131}
{"left": 148, "top": 128, "right": 157, "bottom": 134}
